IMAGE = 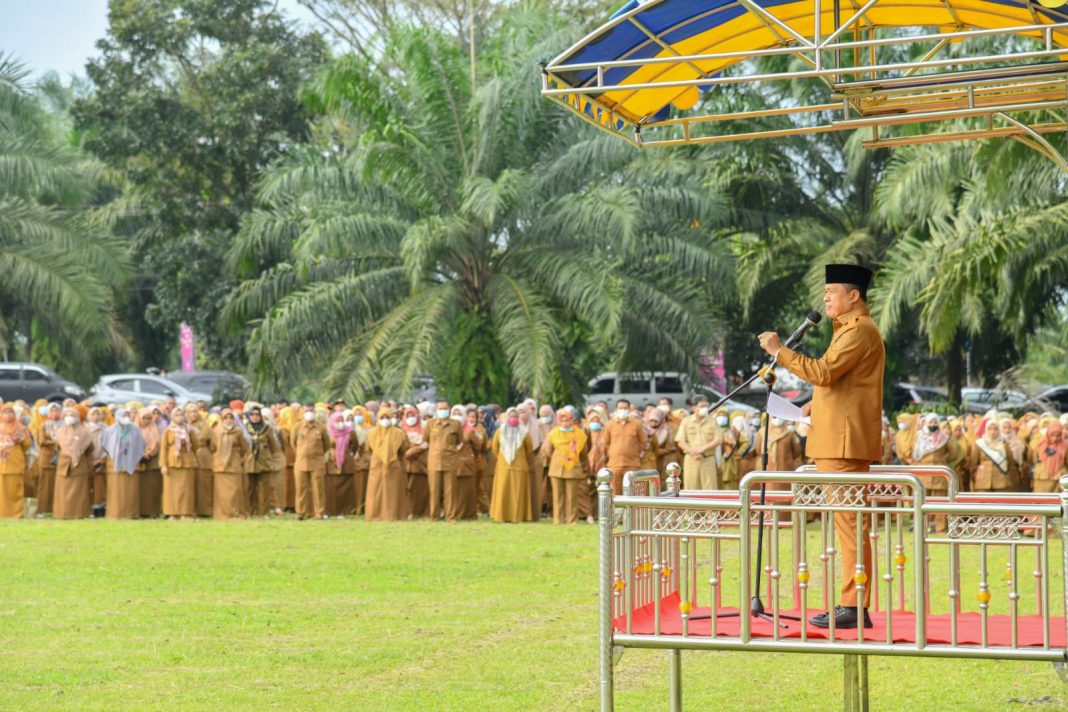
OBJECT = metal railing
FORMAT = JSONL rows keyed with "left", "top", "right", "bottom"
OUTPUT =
{"left": 596, "top": 465, "right": 1068, "bottom": 711}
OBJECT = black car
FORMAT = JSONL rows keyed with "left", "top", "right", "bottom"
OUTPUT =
{"left": 166, "top": 370, "right": 250, "bottom": 403}
{"left": 0, "top": 362, "right": 85, "bottom": 402}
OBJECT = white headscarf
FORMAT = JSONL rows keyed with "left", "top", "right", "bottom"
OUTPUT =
{"left": 913, "top": 413, "right": 947, "bottom": 461}
{"left": 499, "top": 408, "right": 524, "bottom": 464}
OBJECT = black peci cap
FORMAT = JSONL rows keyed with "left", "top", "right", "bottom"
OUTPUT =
{"left": 825, "top": 264, "right": 873, "bottom": 290}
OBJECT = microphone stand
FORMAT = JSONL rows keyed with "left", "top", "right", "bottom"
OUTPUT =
{"left": 690, "top": 329, "right": 811, "bottom": 626}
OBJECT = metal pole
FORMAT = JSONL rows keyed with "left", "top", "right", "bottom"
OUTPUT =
{"left": 597, "top": 469, "right": 614, "bottom": 712}
{"left": 668, "top": 648, "right": 682, "bottom": 712}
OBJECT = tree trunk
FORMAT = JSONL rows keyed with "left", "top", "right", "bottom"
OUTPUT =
{"left": 946, "top": 331, "right": 964, "bottom": 406}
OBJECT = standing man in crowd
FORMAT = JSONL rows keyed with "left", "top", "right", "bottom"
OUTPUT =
{"left": 675, "top": 396, "right": 722, "bottom": 490}
{"left": 602, "top": 399, "right": 647, "bottom": 495}
{"left": 291, "top": 403, "right": 332, "bottom": 520}
{"left": 423, "top": 400, "right": 462, "bottom": 521}
{"left": 759, "top": 263, "right": 884, "bottom": 630}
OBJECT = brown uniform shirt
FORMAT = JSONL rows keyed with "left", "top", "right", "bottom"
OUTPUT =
{"left": 603, "top": 417, "right": 648, "bottom": 472}
{"left": 776, "top": 305, "right": 885, "bottom": 461}
{"left": 291, "top": 420, "right": 332, "bottom": 472}
{"left": 424, "top": 418, "right": 463, "bottom": 472}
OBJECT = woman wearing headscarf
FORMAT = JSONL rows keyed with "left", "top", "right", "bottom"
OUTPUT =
{"left": 161, "top": 407, "right": 199, "bottom": 519}
{"left": 0, "top": 403, "right": 31, "bottom": 517}
{"left": 102, "top": 408, "right": 145, "bottom": 519}
{"left": 490, "top": 408, "right": 534, "bottom": 523}
{"left": 451, "top": 407, "right": 482, "bottom": 520}
{"left": 185, "top": 403, "right": 214, "bottom": 517}
{"left": 85, "top": 407, "right": 108, "bottom": 516}
{"left": 364, "top": 407, "right": 410, "bottom": 521}
{"left": 894, "top": 412, "right": 918, "bottom": 465}
{"left": 471, "top": 406, "right": 491, "bottom": 516}
{"left": 999, "top": 417, "right": 1030, "bottom": 486}
{"left": 969, "top": 418, "right": 1021, "bottom": 492}
{"left": 1031, "top": 421, "right": 1067, "bottom": 493}
{"left": 578, "top": 408, "right": 608, "bottom": 523}
{"left": 350, "top": 406, "right": 372, "bottom": 516}
{"left": 53, "top": 407, "right": 96, "bottom": 519}
{"left": 325, "top": 412, "right": 359, "bottom": 517}
{"left": 912, "top": 413, "right": 955, "bottom": 532}
{"left": 34, "top": 401, "right": 62, "bottom": 516}
{"left": 263, "top": 406, "right": 287, "bottom": 515}
{"left": 542, "top": 407, "right": 588, "bottom": 524}
{"left": 275, "top": 403, "right": 299, "bottom": 512}
{"left": 400, "top": 405, "right": 429, "bottom": 518}
{"left": 136, "top": 407, "right": 163, "bottom": 518}
{"left": 244, "top": 406, "right": 279, "bottom": 517}
{"left": 209, "top": 409, "right": 250, "bottom": 519}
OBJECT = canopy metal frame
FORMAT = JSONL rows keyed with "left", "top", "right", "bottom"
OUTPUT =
{"left": 541, "top": 0, "right": 1068, "bottom": 167}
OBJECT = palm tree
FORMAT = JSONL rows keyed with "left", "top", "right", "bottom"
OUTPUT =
{"left": 871, "top": 134, "right": 1068, "bottom": 402}
{"left": 224, "top": 10, "right": 731, "bottom": 402}
{"left": 0, "top": 55, "right": 129, "bottom": 374}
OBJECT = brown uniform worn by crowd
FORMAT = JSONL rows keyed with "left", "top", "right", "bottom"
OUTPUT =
{"left": 210, "top": 425, "right": 250, "bottom": 519}
{"left": 35, "top": 419, "right": 60, "bottom": 514}
{"left": 53, "top": 423, "right": 96, "bottom": 520}
{"left": 291, "top": 420, "right": 332, "bottom": 519}
{"left": 776, "top": 304, "right": 886, "bottom": 609}
{"left": 0, "top": 424, "right": 30, "bottom": 518}
{"left": 365, "top": 425, "right": 410, "bottom": 521}
{"left": 490, "top": 428, "right": 534, "bottom": 523}
{"left": 542, "top": 426, "right": 589, "bottom": 524}
{"left": 424, "top": 417, "right": 463, "bottom": 521}
{"left": 246, "top": 422, "right": 279, "bottom": 516}
{"left": 451, "top": 427, "right": 482, "bottom": 520}
{"left": 675, "top": 415, "right": 721, "bottom": 491}
{"left": 138, "top": 422, "right": 163, "bottom": 518}
{"left": 191, "top": 418, "right": 215, "bottom": 516}
{"left": 603, "top": 417, "right": 648, "bottom": 495}
{"left": 161, "top": 425, "right": 200, "bottom": 517}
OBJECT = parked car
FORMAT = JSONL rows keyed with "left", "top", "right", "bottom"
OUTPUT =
{"left": 166, "top": 370, "right": 250, "bottom": 403}
{"left": 1035, "top": 385, "right": 1068, "bottom": 414}
{"left": 583, "top": 371, "right": 692, "bottom": 409}
{"left": 90, "top": 374, "right": 213, "bottom": 406}
{"left": 890, "top": 383, "right": 949, "bottom": 412}
{"left": 0, "top": 362, "right": 85, "bottom": 402}
{"left": 960, "top": 387, "right": 1051, "bottom": 415}
{"left": 688, "top": 384, "right": 760, "bottom": 416}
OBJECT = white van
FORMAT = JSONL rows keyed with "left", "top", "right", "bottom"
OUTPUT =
{"left": 582, "top": 371, "right": 690, "bottom": 409}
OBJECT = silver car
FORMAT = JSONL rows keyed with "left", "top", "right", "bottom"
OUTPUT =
{"left": 90, "top": 373, "right": 213, "bottom": 406}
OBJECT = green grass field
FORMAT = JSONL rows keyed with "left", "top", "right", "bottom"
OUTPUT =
{"left": 0, "top": 518, "right": 1065, "bottom": 710}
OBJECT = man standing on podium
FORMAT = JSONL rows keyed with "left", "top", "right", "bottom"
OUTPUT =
{"left": 758, "top": 264, "right": 885, "bottom": 630}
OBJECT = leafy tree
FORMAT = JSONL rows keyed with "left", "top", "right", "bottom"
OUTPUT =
{"left": 73, "top": 0, "right": 327, "bottom": 368}
{"left": 0, "top": 55, "right": 130, "bottom": 383}
{"left": 224, "top": 10, "right": 730, "bottom": 402}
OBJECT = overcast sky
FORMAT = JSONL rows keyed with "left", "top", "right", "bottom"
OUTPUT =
{"left": 0, "top": 0, "right": 315, "bottom": 78}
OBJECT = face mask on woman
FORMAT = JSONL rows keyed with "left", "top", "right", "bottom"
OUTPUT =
{"left": 39, "top": 406, "right": 49, "bottom": 416}
{"left": 716, "top": 416, "right": 729, "bottom": 427}
{"left": 506, "top": 417, "right": 519, "bottom": 428}
{"left": 589, "top": 422, "right": 603, "bottom": 432}
{"left": 380, "top": 418, "right": 393, "bottom": 428}
{"left": 118, "top": 416, "right": 132, "bottom": 427}
{"left": 405, "top": 416, "right": 418, "bottom": 427}
{"left": 898, "top": 422, "right": 908, "bottom": 431}
{"left": 63, "top": 416, "right": 78, "bottom": 427}
{"left": 355, "top": 415, "right": 365, "bottom": 424}
{"left": 541, "top": 416, "right": 553, "bottom": 424}
{"left": 927, "top": 424, "right": 939, "bottom": 433}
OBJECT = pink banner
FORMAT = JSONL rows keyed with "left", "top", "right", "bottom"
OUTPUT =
{"left": 179, "top": 322, "right": 195, "bottom": 372}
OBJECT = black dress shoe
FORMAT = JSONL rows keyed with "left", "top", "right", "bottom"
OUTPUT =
{"left": 809, "top": 606, "right": 872, "bottom": 629}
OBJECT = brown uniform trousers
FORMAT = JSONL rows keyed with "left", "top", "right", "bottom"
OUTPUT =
{"left": 816, "top": 458, "right": 872, "bottom": 609}
{"left": 424, "top": 418, "right": 462, "bottom": 521}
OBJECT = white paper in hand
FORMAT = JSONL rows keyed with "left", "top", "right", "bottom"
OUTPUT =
{"left": 766, "top": 392, "right": 811, "bottom": 426}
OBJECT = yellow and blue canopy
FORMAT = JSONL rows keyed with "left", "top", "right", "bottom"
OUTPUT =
{"left": 543, "top": 0, "right": 1068, "bottom": 133}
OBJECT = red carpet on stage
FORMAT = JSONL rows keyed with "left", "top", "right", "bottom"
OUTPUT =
{"left": 616, "top": 592, "right": 1066, "bottom": 647}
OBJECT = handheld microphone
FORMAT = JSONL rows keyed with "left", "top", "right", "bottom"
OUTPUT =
{"left": 783, "top": 311, "right": 822, "bottom": 348}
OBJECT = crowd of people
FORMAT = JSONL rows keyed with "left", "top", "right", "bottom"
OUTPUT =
{"left": 0, "top": 391, "right": 1063, "bottom": 524}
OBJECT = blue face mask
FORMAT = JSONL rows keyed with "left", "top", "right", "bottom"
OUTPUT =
{"left": 590, "top": 422, "right": 603, "bottom": 432}
{"left": 355, "top": 415, "right": 365, "bottom": 424}
{"left": 560, "top": 425, "right": 573, "bottom": 432}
